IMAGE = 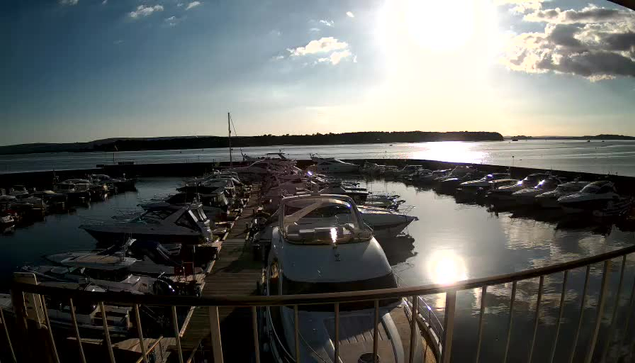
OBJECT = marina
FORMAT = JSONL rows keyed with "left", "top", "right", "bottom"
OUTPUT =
{"left": 1, "top": 152, "right": 635, "bottom": 362}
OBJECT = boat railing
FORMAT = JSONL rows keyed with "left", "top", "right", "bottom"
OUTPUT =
{"left": 6, "top": 243, "right": 635, "bottom": 363}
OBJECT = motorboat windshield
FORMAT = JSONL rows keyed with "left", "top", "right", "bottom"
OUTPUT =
{"left": 280, "top": 195, "right": 372, "bottom": 244}
{"left": 581, "top": 181, "right": 616, "bottom": 194}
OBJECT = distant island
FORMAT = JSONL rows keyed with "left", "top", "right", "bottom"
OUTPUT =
{"left": 0, "top": 131, "right": 504, "bottom": 155}
{"left": 507, "top": 134, "right": 635, "bottom": 141}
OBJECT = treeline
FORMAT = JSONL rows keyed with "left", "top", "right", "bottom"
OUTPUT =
{"left": 90, "top": 131, "right": 504, "bottom": 152}
{"left": 0, "top": 131, "right": 504, "bottom": 155}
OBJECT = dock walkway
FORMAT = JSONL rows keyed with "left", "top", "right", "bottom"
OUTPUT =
{"left": 180, "top": 187, "right": 263, "bottom": 362}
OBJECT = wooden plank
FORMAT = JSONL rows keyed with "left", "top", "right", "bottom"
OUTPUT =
{"left": 179, "top": 186, "right": 263, "bottom": 362}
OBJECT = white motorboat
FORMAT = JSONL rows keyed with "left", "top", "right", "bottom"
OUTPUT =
{"left": 511, "top": 176, "right": 563, "bottom": 205}
{"left": 80, "top": 203, "right": 214, "bottom": 245}
{"left": 319, "top": 185, "right": 369, "bottom": 204}
{"left": 457, "top": 173, "right": 512, "bottom": 194}
{"left": 358, "top": 205, "right": 418, "bottom": 240}
{"left": 311, "top": 158, "right": 360, "bottom": 174}
{"left": 487, "top": 173, "right": 550, "bottom": 201}
{"left": 535, "top": 181, "right": 590, "bottom": 208}
{"left": 55, "top": 179, "right": 92, "bottom": 202}
{"left": 8, "top": 185, "right": 29, "bottom": 197}
{"left": 23, "top": 265, "right": 177, "bottom": 296}
{"left": 558, "top": 181, "right": 632, "bottom": 215}
{"left": 262, "top": 194, "right": 427, "bottom": 363}
{"left": 364, "top": 193, "right": 404, "bottom": 209}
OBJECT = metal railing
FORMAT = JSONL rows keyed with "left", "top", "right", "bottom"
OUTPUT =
{"left": 4, "top": 243, "right": 635, "bottom": 363}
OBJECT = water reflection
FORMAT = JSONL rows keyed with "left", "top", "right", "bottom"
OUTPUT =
{"left": 427, "top": 250, "right": 468, "bottom": 285}
{"left": 411, "top": 141, "right": 487, "bottom": 164}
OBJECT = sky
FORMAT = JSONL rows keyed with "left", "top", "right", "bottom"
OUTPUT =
{"left": 1, "top": 0, "right": 635, "bottom": 145}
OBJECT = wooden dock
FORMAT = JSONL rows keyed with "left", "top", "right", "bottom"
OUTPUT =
{"left": 179, "top": 187, "right": 263, "bottom": 362}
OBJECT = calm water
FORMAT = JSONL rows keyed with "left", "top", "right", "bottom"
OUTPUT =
{"left": 3, "top": 139, "right": 635, "bottom": 176}
{"left": 2, "top": 177, "right": 635, "bottom": 362}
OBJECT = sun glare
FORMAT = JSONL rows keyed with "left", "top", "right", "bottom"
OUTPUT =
{"left": 405, "top": 0, "right": 475, "bottom": 52}
{"left": 427, "top": 250, "right": 468, "bottom": 285}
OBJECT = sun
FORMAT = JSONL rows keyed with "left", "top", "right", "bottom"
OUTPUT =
{"left": 405, "top": 0, "right": 475, "bottom": 52}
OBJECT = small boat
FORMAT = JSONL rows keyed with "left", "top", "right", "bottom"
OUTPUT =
{"left": 55, "top": 180, "right": 92, "bottom": 203}
{"left": 8, "top": 185, "right": 29, "bottom": 197}
{"left": 80, "top": 203, "right": 214, "bottom": 245}
{"left": 311, "top": 158, "right": 360, "bottom": 174}
{"left": 435, "top": 171, "right": 485, "bottom": 194}
{"left": 358, "top": 205, "right": 418, "bottom": 240}
{"left": 364, "top": 193, "right": 404, "bottom": 210}
{"left": 261, "top": 194, "right": 428, "bottom": 363}
{"left": 535, "top": 181, "right": 590, "bottom": 208}
{"left": 558, "top": 181, "right": 632, "bottom": 215}
{"left": 457, "top": 173, "right": 512, "bottom": 194}
{"left": 23, "top": 265, "right": 177, "bottom": 296}
{"left": 319, "top": 185, "right": 368, "bottom": 204}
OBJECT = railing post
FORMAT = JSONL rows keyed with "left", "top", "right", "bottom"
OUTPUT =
{"left": 100, "top": 302, "right": 116, "bottom": 363}
{"left": 442, "top": 290, "right": 457, "bottom": 363}
{"left": 601, "top": 255, "right": 626, "bottom": 363}
{"left": 171, "top": 306, "right": 184, "bottom": 363}
{"left": 334, "top": 303, "right": 340, "bottom": 362}
{"left": 294, "top": 305, "right": 300, "bottom": 362}
{"left": 373, "top": 299, "right": 379, "bottom": 363}
{"left": 503, "top": 281, "right": 518, "bottom": 363}
{"left": 134, "top": 305, "right": 148, "bottom": 363}
{"left": 208, "top": 306, "right": 224, "bottom": 363}
{"left": 550, "top": 270, "right": 568, "bottom": 363}
{"left": 69, "top": 298, "right": 87, "bottom": 363}
{"left": 527, "top": 276, "right": 544, "bottom": 363}
{"left": 569, "top": 265, "right": 591, "bottom": 363}
{"left": 409, "top": 295, "right": 418, "bottom": 363}
{"left": 0, "top": 308, "right": 17, "bottom": 363}
{"left": 584, "top": 260, "right": 611, "bottom": 363}
{"left": 40, "top": 295, "right": 60, "bottom": 363}
{"left": 475, "top": 286, "right": 487, "bottom": 363}
{"left": 251, "top": 307, "right": 260, "bottom": 363}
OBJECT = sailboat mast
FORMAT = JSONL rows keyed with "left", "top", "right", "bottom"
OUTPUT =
{"left": 228, "top": 112, "right": 232, "bottom": 167}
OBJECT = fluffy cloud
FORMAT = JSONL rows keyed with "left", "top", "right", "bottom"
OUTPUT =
{"left": 501, "top": 5, "right": 635, "bottom": 81}
{"left": 185, "top": 1, "right": 201, "bottom": 10}
{"left": 283, "top": 37, "right": 354, "bottom": 66}
{"left": 319, "top": 20, "right": 334, "bottom": 27}
{"left": 524, "top": 5, "right": 635, "bottom": 24}
{"left": 129, "top": 5, "right": 164, "bottom": 19}
{"left": 346, "top": 11, "right": 355, "bottom": 18}
{"left": 288, "top": 37, "right": 349, "bottom": 56}
{"left": 495, "top": 0, "right": 544, "bottom": 13}
{"left": 317, "top": 50, "right": 352, "bottom": 65}
{"left": 59, "top": 0, "right": 78, "bottom": 5}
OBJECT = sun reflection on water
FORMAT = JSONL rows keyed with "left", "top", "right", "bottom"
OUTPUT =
{"left": 410, "top": 142, "right": 487, "bottom": 164}
{"left": 427, "top": 250, "right": 469, "bottom": 285}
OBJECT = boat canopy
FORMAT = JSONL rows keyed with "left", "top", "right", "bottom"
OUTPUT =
{"left": 280, "top": 195, "right": 372, "bottom": 245}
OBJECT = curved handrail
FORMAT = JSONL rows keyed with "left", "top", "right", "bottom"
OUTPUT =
{"left": 12, "top": 243, "right": 635, "bottom": 306}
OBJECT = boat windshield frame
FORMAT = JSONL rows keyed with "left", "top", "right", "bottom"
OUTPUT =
{"left": 279, "top": 195, "right": 372, "bottom": 245}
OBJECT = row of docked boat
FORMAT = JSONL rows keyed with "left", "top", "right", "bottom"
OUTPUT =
{"left": 380, "top": 164, "right": 633, "bottom": 218}
{"left": 0, "top": 174, "right": 137, "bottom": 233}
{"left": 1, "top": 170, "right": 250, "bottom": 343}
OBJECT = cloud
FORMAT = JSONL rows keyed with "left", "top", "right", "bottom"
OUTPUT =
{"left": 524, "top": 5, "right": 635, "bottom": 24}
{"left": 101, "top": 0, "right": 107, "bottom": 4}
{"left": 317, "top": 50, "right": 352, "bottom": 65}
{"left": 164, "top": 16, "right": 183, "bottom": 27}
{"left": 309, "top": 28, "right": 320, "bottom": 32}
{"left": 59, "top": 0, "right": 78, "bottom": 5}
{"left": 319, "top": 20, "right": 334, "bottom": 27}
{"left": 177, "top": 3, "right": 184, "bottom": 7}
{"left": 288, "top": 37, "right": 349, "bottom": 56}
{"left": 501, "top": 8, "right": 635, "bottom": 81}
{"left": 114, "top": 40, "right": 123, "bottom": 45}
{"left": 185, "top": 1, "right": 201, "bottom": 10}
{"left": 494, "top": 0, "right": 544, "bottom": 13}
{"left": 346, "top": 11, "right": 354, "bottom": 18}
{"left": 129, "top": 5, "right": 164, "bottom": 19}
